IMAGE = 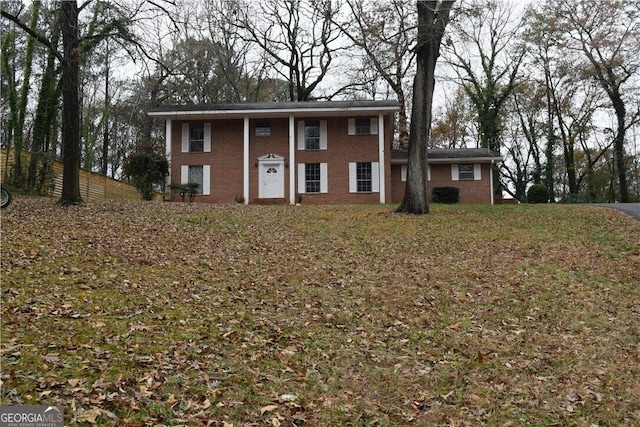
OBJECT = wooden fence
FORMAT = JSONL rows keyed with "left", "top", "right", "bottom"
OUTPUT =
{"left": 1, "top": 149, "right": 157, "bottom": 202}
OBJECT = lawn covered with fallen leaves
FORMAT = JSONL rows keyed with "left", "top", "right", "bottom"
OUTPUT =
{"left": 1, "top": 198, "right": 639, "bottom": 426}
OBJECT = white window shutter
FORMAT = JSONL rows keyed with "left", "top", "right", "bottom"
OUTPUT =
{"left": 202, "top": 165, "right": 211, "bottom": 195}
{"left": 401, "top": 165, "right": 407, "bottom": 182}
{"left": 181, "top": 124, "right": 189, "bottom": 153}
{"left": 474, "top": 164, "right": 482, "bottom": 180}
{"left": 451, "top": 164, "right": 459, "bottom": 181}
{"left": 181, "top": 165, "right": 189, "bottom": 184}
{"left": 297, "top": 163, "right": 306, "bottom": 194}
{"left": 297, "top": 121, "right": 305, "bottom": 150}
{"left": 370, "top": 118, "right": 378, "bottom": 135}
{"left": 320, "top": 163, "right": 328, "bottom": 193}
{"left": 371, "top": 162, "right": 380, "bottom": 192}
{"left": 320, "top": 120, "right": 328, "bottom": 150}
{"left": 348, "top": 119, "right": 356, "bottom": 135}
{"left": 204, "top": 123, "right": 211, "bottom": 152}
{"left": 349, "top": 162, "right": 357, "bottom": 193}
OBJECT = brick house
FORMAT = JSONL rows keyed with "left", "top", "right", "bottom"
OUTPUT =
{"left": 149, "top": 100, "right": 501, "bottom": 205}
{"left": 391, "top": 148, "right": 502, "bottom": 204}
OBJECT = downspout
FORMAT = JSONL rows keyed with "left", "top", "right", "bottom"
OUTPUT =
{"left": 378, "top": 112, "right": 385, "bottom": 204}
{"left": 243, "top": 117, "right": 249, "bottom": 204}
{"left": 490, "top": 159, "right": 495, "bottom": 205}
{"left": 165, "top": 120, "right": 172, "bottom": 195}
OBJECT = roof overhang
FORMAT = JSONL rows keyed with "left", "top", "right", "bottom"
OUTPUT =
{"left": 390, "top": 149, "right": 503, "bottom": 165}
{"left": 148, "top": 100, "right": 400, "bottom": 120}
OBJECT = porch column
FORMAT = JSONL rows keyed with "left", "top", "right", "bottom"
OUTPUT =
{"left": 289, "top": 114, "right": 296, "bottom": 204}
{"left": 165, "top": 120, "right": 172, "bottom": 189}
{"left": 378, "top": 112, "right": 385, "bottom": 204}
{"left": 243, "top": 116, "right": 250, "bottom": 204}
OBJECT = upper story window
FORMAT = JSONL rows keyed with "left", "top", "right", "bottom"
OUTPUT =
{"left": 189, "top": 124, "right": 204, "bottom": 152}
{"left": 355, "top": 118, "right": 371, "bottom": 134}
{"left": 348, "top": 118, "right": 378, "bottom": 135}
{"left": 298, "top": 120, "right": 327, "bottom": 150}
{"left": 181, "top": 123, "right": 211, "bottom": 153}
{"left": 305, "top": 120, "right": 320, "bottom": 149}
{"left": 256, "top": 121, "right": 271, "bottom": 137}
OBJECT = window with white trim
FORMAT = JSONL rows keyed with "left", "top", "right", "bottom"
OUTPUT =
{"left": 348, "top": 118, "right": 379, "bottom": 135}
{"left": 349, "top": 162, "right": 380, "bottom": 193}
{"left": 182, "top": 123, "right": 211, "bottom": 153}
{"left": 181, "top": 165, "right": 211, "bottom": 195}
{"left": 458, "top": 164, "right": 474, "bottom": 180}
{"left": 451, "top": 163, "right": 481, "bottom": 181}
{"left": 190, "top": 124, "right": 204, "bottom": 152}
{"left": 298, "top": 163, "right": 328, "bottom": 194}
{"left": 305, "top": 163, "right": 321, "bottom": 193}
{"left": 305, "top": 120, "right": 320, "bottom": 149}
{"left": 255, "top": 121, "right": 271, "bottom": 137}
{"left": 357, "top": 162, "right": 372, "bottom": 191}
{"left": 297, "top": 120, "right": 327, "bottom": 150}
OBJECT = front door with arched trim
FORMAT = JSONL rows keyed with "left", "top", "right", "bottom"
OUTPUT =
{"left": 258, "top": 154, "right": 285, "bottom": 199}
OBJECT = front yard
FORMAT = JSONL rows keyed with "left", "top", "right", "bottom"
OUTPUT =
{"left": 1, "top": 199, "right": 639, "bottom": 426}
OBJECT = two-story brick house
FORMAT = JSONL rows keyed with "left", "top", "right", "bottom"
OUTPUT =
{"left": 149, "top": 100, "right": 501, "bottom": 205}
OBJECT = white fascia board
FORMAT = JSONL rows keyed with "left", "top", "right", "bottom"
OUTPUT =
{"left": 148, "top": 105, "right": 400, "bottom": 120}
{"left": 427, "top": 157, "right": 503, "bottom": 163}
{"left": 391, "top": 157, "right": 503, "bottom": 165}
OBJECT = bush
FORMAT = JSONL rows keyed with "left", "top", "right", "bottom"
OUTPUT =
{"left": 123, "top": 145, "right": 169, "bottom": 200}
{"left": 527, "top": 184, "right": 550, "bottom": 204}
{"left": 432, "top": 187, "right": 459, "bottom": 204}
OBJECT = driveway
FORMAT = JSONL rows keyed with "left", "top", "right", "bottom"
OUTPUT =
{"left": 592, "top": 203, "right": 640, "bottom": 221}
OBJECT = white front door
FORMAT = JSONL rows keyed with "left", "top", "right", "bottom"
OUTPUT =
{"left": 259, "top": 161, "right": 285, "bottom": 199}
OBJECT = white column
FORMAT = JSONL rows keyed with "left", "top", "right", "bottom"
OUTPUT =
{"left": 378, "top": 113, "right": 386, "bottom": 203}
{"left": 243, "top": 117, "right": 250, "bottom": 204}
{"left": 289, "top": 115, "right": 296, "bottom": 204}
{"left": 165, "top": 120, "right": 172, "bottom": 189}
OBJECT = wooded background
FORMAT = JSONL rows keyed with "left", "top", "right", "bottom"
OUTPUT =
{"left": 2, "top": 0, "right": 639, "bottom": 202}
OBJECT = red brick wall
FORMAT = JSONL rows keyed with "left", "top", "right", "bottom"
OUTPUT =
{"left": 169, "top": 114, "right": 394, "bottom": 204}
{"left": 390, "top": 163, "right": 494, "bottom": 204}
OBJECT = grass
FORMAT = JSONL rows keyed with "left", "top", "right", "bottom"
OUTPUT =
{"left": 1, "top": 198, "right": 639, "bottom": 426}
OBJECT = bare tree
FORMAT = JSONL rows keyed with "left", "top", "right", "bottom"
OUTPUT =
{"left": 338, "top": 0, "right": 415, "bottom": 146}
{"left": 397, "top": 0, "right": 455, "bottom": 214}
{"left": 551, "top": 0, "right": 640, "bottom": 203}
{"left": 444, "top": 0, "right": 526, "bottom": 197}
{"left": 229, "top": 0, "right": 344, "bottom": 101}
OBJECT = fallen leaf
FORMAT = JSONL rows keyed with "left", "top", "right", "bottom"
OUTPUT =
{"left": 261, "top": 405, "right": 278, "bottom": 415}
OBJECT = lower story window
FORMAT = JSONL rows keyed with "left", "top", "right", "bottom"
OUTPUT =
{"left": 305, "top": 163, "right": 321, "bottom": 193}
{"left": 356, "top": 162, "right": 372, "bottom": 192}
{"left": 188, "top": 165, "right": 204, "bottom": 194}
{"left": 181, "top": 164, "right": 210, "bottom": 196}
{"left": 349, "top": 162, "right": 379, "bottom": 193}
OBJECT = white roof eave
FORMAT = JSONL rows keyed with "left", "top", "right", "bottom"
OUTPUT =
{"left": 148, "top": 106, "right": 400, "bottom": 120}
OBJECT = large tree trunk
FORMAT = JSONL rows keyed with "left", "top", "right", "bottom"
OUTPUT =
{"left": 397, "top": 0, "right": 454, "bottom": 214}
{"left": 60, "top": 0, "right": 82, "bottom": 205}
